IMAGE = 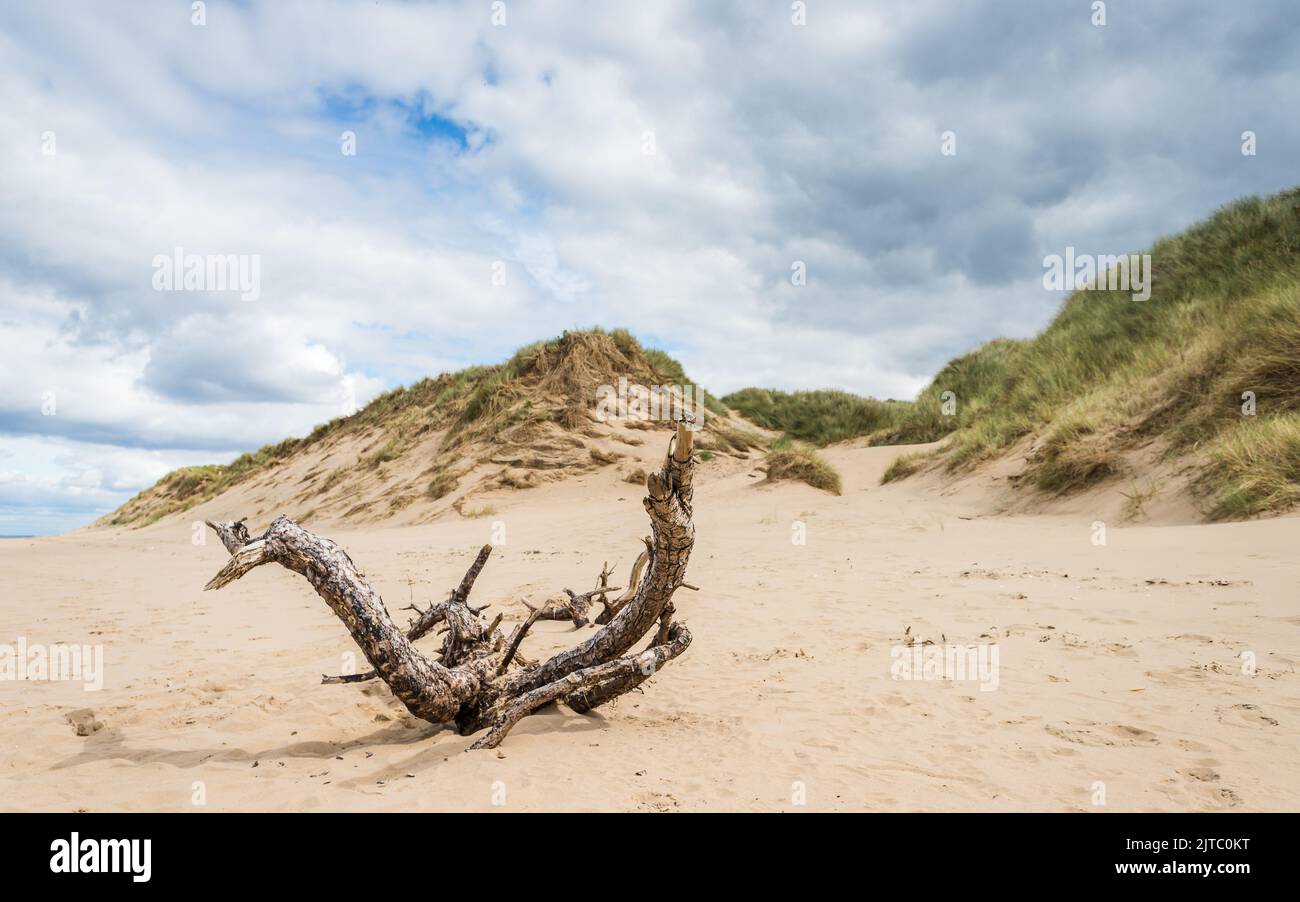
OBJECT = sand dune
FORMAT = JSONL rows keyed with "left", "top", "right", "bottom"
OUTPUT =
{"left": 1, "top": 442, "right": 1296, "bottom": 811}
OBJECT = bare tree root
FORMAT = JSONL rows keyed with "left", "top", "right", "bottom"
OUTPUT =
{"left": 201, "top": 419, "right": 699, "bottom": 749}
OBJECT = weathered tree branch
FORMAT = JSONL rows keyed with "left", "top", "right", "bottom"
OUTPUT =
{"left": 468, "top": 622, "right": 692, "bottom": 750}
{"left": 324, "top": 545, "right": 496, "bottom": 683}
{"left": 205, "top": 517, "right": 251, "bottom": 554}
{"left": 487, "top": 421, "right": 694, "bottom": 701}
{"left": 594, "top": 548, "right": 649, "bottom": 624}
{"left": 520, "top": 583, "right": 624, "bottom": 628}
{"left": 567, "top": 602, "right": 678, "bottom": 715}
{"left": 201, "top": 419, "right": 698, "bottom": 748}
{"left": 497, "top": 607, "right": 545, "bottom": 676}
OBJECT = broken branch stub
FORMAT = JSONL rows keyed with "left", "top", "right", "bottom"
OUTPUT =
{"left": 205, "top": 517, "right": 251, "bottom": 554}
{"left": 201, "top": 420, "right": 698, "bottom": 748}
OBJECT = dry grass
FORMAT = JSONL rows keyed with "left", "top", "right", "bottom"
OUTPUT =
{"left": 726, "top": 187, "right": 1300, "bottom": 517}
{"left": 763, "top": 439, "right": 842, "bottom": 495}
{"left": 881, "top": 449, "right": 934, "bottom": 484}
{"left": 425, "top": 469, "right": 458, "bottom": 501}
{"left": 1119, "top": 478, "right": 1162, "bottom": 521}
{"left": 101, "top": 329, "right": 764, "bottom": 527}
{"left": 1202, "top": 414, "right": 1300, "bottom": 519}
{"left": 1023, "top": 420, "right": 1122, "bottom": 494}
{"left": 722, "top": 387, "right": 908, "bottom": 445}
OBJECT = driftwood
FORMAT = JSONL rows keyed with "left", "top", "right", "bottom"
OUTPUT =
{"left": 202, "top": 420, "right": 698, "bottom": 749}
{"left": 520, "top": 583, "right": 623, "bottom": 628}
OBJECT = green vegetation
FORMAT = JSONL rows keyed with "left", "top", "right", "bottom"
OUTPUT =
{"left": 104, "top": 438, "right": 305, "bottom": 527}
{"left": 1202, "top": 414, "right": 1300, "bottom": 519}
{"left": 460, "top": 504, "right": 498, "bottom": 519}
{"left": 880, "top": 448, "right": 936, "bottom": 484}
{"left": 722, "top": 388, "right": 909, "bottom": 445}
{"left": 734, "top": 187, "right": 1300, "bottom": 518}
{"left": 105, "top": 189, "right": 1300, "bottom": 526}
{"left": 762, "top": 437, "right": 842, "bottom": 495}
{"left": 1022, "top": 418, "right": 1120, "bottom": 494}
{"left": 105, "top": 328, "right": 756, "bottom": 527}
{"left": 365, "top": 439, "right": 401, "bottom": 468}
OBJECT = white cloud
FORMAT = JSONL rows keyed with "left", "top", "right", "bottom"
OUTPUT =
{"left": 1, "top": 0, "right": 1298, "bottom": 533}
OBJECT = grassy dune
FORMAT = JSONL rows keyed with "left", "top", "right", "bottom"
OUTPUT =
{"left": 725, "top": 187, "right": 1300, "bottom": 518}
{"left": 103, "top": 329, "right": 759, "bottom": 527}
{"left": 719, "top": 387, "right": 909, "bottom": 446}
{"left": 106, "top": 190, "right": 1300, "bottom": 526}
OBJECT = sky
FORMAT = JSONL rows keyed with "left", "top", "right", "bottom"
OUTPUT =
{"left": 1, "top": 0, "right": 1297, "bottom": 535}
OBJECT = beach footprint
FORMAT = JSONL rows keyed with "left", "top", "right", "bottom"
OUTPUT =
{"left": 1160, "top": 767, "right": 1242, "bottom": 810}
{"left": 1046, "top": 721, "right": 1159, "bottom": 747}
{"left": 1217, "top": 703, "right": 1279, "bottom": 728}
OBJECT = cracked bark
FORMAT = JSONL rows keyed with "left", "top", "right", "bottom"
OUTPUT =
{"left": 520, "top": 583, "right": 624, "bottom": 628}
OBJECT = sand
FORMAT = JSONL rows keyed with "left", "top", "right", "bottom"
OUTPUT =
{"left": 1, "top": 442, "right": 1297, "bottom": 811}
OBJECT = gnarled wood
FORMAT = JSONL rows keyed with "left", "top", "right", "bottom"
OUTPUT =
{"left": 567, "top": 602, "right": 678, "bottom": 714}
{"left": 321, "top": 545, "right": 497, "bottom": 683}
{"left": 205, "top": 517, "right": 251, "bottom": 554}
{"left": 521, "top": 583, "right": 624, "bottom": 628}
{"left": 594, "top": 548, "right": 649, "bottom": 624}
{"left": 487, "top": 420, "right": 695, "bottom": 702}
{"left": 201, "top": 419, "right": 698, "bottom": 748}
{"left": 468, "top": 622, "right": 692, "bottom": 750}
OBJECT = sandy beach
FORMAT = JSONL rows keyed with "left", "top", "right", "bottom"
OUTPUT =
{"left": 3, "top": 442, "right": 1295, "bottom": 812}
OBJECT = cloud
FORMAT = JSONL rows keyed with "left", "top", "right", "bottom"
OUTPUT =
{"left": 0, "top": 435, "right": 222, "bottom": 535}
{"left": 139, "top": 313, "right": 365, "bottom": 405}
{"left": 1, "top": 0, "right": 1298, "bottom": 532}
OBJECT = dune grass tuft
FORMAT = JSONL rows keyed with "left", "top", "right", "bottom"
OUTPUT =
{"left": 1202, "top": 414, "right": 1300, "bottom": 519}
{"left": 881, "top": 449, "right": 933, "bottom": 484}
{"left": 425, "top": 468, "right": 459, "bottom": 501}
{"left": 1023, "top": 420, "right": 1122, "bottom": 494}
{"left": 763, "top": 438, "right": 842, "bottom": 495}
